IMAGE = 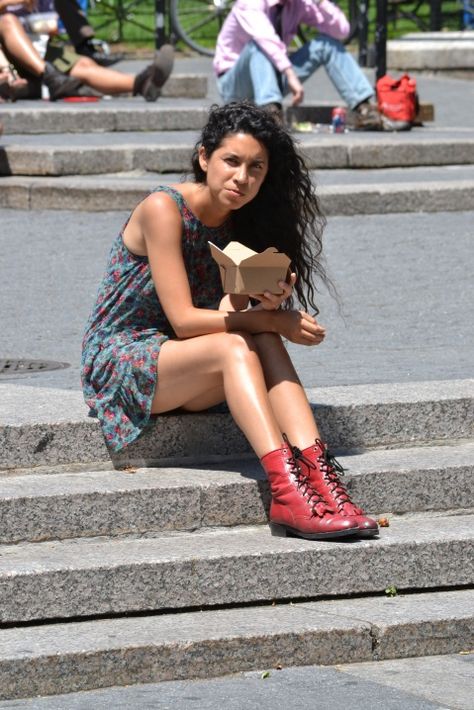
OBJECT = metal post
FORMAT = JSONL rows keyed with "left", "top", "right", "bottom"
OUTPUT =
{"left": 358, "top": 0, "right": 369, "bottom": 67}
{"left": 430, "top": 0, "right": 442, "bottom": 31}
{"left": 374, "top": 0, "right": 387, "bottom": 81}
{"left": 155, "top": 0, "right": 167, "bottom": 49}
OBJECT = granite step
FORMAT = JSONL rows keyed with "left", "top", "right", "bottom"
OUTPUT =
{"left": 1, "top": 130, "right": 474, "bottom": 176}
{"left": 1, "top": 442, "right": 473, "bottom": 545}
{"left": 1, "top": 380, "right": 472, "bottom": 470}
{"left": 2, "top": 173, "right": 473, "bottom": 215}
{"left": 0, "top": 99, "right": 434, "bottom": 135}
{"left": 0, "top": 510, "right": 472, "bottom": 624}
{"left": 0, "top": 589, "right": 472, "bottom": 701}
{"left": 1, "top": 99, "right": 209, "bottom": 135}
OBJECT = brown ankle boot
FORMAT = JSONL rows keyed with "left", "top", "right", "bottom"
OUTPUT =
{"left": 292, "top": 440, "right": 379, "bottom": 538}
{"left": 133, "top": 44, "right": 174, "bottom": 102}
{"left": 260, "top": 440, "right": 358, "bottom": 540}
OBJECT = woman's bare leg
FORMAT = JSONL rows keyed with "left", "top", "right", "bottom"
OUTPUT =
{"left": 253, "top": 332, "right": 322, "bottom": 449}
{"left": 152, "top": 331, "right": 284, "bottom": 458}
{"left": 70, "top": 56, "right": 134, "bottom": 94}
{"left": 0, "top": 14, "right": 45, "bottom": 76}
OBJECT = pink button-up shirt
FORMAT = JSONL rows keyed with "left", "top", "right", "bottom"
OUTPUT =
{"left": 214, "top": 0, "right": 350, "bottom": 76}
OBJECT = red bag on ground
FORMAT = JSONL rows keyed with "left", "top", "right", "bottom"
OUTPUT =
{"left": 376, "top": 74, "right": 418, "bottom": 123}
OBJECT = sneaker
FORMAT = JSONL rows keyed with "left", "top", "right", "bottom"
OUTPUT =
{"left": 42, "top": 62, "right": 85, "bottom": 101}
{"left": 354, "top": 101, "right": 383, "bottom": 131}
{"left": 380, "top": 114, "right": 412, "bottom": 132}
{"left": 76, "top": 40, "right": 124, "bottom": 67}
{"left": 133, "top": 44, "right": 174, "bottom": 102}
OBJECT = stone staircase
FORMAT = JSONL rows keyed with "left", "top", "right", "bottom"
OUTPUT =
{"left": 1, "top": 85, "right": 474, "bottom": 217}
{"left": 0, "top": 378, "right": 473, "bottom": 700}
{"left": 0, "top": 70, "right": 473, "bottom": 701}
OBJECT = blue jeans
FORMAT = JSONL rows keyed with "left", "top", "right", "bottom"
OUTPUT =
{"left": 218, "top": 36, "right": 373, "bottom": 110}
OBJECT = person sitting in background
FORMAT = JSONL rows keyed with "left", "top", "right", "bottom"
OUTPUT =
{"left": 53, "top": 0, "right": 124, "bottom": 66}
{"left": 214, "top": 0, "right": 387, "bottom": 129}
{"left": 0, "top": 8, "right": 173, "bottom": 100}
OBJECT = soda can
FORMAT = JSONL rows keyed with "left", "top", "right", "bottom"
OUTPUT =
{"left": 331, "top": 107, "right": 347, "bottom": 133}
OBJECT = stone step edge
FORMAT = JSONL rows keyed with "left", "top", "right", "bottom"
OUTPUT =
{"left": 0, "top": 511, "right": 472, "bottom": 624}
{"left": 0, "top": 101, "right": 434, "bottom": 134}
{"left": 2, "top": 137, "right": 474, "bottom": 176}
{"left": 2, "top": 176, "right": 474, "bottom": 215}
{"left": 1, "top": 379, "right": 472, "bottom": 470}
{"left": 0, "top": 589, "right": 472, "bottom": 700}
{"left": 0, "top": 442, "right": 473, "bottom": 544}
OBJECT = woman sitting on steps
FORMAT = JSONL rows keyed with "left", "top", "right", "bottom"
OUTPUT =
{"left": 81, "top": 101, "right": 379, "bottom": 541}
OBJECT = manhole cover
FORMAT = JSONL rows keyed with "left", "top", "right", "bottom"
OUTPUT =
{"left": 0, "top": 359, "right": 70, "bottom": 376}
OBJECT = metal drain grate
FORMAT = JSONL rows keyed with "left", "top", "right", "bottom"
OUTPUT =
{"left": 0, "top": 359, "right": 70, "bottom": 376}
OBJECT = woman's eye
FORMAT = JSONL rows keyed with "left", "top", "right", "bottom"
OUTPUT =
{"left": 225, "top": 157, "right": 239, "bottom": 165}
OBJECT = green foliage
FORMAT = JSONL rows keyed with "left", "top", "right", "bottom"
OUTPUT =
{"left": 385, "top": 584, "right": 398, "bottom": 597}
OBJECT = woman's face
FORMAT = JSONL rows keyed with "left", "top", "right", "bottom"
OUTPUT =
{"left": 199, "top": 132, "right": 269, "bottom": 211}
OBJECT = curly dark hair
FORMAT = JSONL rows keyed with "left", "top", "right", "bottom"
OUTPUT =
{"left": 191, "top": 101, "right": 328, "bottom": 314}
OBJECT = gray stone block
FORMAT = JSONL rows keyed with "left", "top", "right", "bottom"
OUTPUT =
{"left": 388, "top": 40, "right": 474, "bottom": 70}
{"left": 0, "top": 589, "right": 471, "bottom": 700}
{"left": 348, "top": 140, "right": 474, "bottom": 169}
{"left": 160, "top": 74, "right": 207, "bottom": 98}
{"left": 0, "top": 511, "right": 472, "bottom": 623}
{"left": 311, "top": 589, "right": 474, "bottom": 660}
{"left": 321, "top": 181, "right": 474, "bottom": 215}
{"left": 0, "top": 98, "right": 208, "bottom": 136}
{"left": 1, "top": 442, "right": 472, "bottom": 544}
{"left": 2, "top": 176, "right": 473, "bottom": 214}
{"left": 0, "top": 380, "right": 472, "bottom": 469}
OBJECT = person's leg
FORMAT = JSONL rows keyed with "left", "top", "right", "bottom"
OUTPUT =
{"left": 71, "top": 43, "right": 173, "bottom": 99}
{"left": 153, "top": 330, "right": 357, "bottom": 540}
{"left": 0, "top": 13, "right": 45, "bottom": 76}
{"left": 218, "top": 41, "right": 283, "bottom": 106}
{"left": 252, "top": 332, "right": 321, "bottom": 448}
{"left": 286, "top": 34, "right": 374, "bottom": 109}
{"left": 54, "top": 0, "right": 94, "bottom": 49}
{"left": 152, "top": 331, "right": 283, "bottom": 457}
{"left": 70, "top": 56, "right": 134, "bottom": 93}
{"left": 252, "top": 331, "right": 376, "bottom": 536}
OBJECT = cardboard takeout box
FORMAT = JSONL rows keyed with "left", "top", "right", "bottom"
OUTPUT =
{"left": 209, "top": 241, "right": 291, "bottom": 295}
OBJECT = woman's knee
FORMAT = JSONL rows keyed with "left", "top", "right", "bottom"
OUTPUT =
{"left": 218, "top": 330, "right": 257, "bottom": 364}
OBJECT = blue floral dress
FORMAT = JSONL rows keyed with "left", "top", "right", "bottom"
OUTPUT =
{"left": 81, "top": 186, "right": 232, "bottom": 452}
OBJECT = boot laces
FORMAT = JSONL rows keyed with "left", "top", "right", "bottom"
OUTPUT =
{"left": 283, "top": 435, "right": 331, "bottom": 518}
{"left": 316, "top": 439, "right": 362, "bottom": 514}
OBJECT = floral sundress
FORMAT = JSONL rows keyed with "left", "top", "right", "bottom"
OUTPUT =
{"left": 81, "top": 185, "right": 232, "bottom": 452}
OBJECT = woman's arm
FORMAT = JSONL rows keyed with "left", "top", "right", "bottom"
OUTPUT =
{"left": 140, "top": 192, "right": 325, "bottom": 345}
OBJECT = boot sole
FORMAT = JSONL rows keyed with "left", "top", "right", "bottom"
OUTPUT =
{"left": 356, "top": 528, "right": 379, "bottom": 538}
{"left": 270, "top": 522, "right": 359, "bottom": 541}
{"left": 144, "top": 45, "right": 175, "bottom": 102}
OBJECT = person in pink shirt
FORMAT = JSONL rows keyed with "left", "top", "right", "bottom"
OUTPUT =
{"left": 214, "top": 0, "right": 385, "bottom": 129}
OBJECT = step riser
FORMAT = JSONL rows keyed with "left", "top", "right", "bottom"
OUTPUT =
{"left": 1, "top": 534, "right": 472, "bottom": 623}
{"left": 2, "top": 395, "right": 472, "bottom": 470}
{"left": 1, "top": 102, "right": 435, "bottom": 135}
{"left": 1, "top": 464, "right": 472, "bottom": 545}
{"left": 0, "top": 590, "right": 472, "bottom": 701}
{"left": 3, "top": 107, "right": 209, "bottom": 135}
{"left": 301, "top": 141, "right": 474, "bottom": 169}
{"left": 2, "top": 180, "right": 473, "bottom": 215}
{"left": 2, "top": 141, "right": 474, "bottom": 177}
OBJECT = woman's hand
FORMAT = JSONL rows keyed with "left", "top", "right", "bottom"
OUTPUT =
{"left": 275, "top": 310, "right": 326, "bottom": 346}
{"left": 250, "top": 272, "right": 296, "bottom": 311}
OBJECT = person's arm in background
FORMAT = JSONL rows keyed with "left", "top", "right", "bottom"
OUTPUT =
{"left": 301, "top": 0, "right": 350, "bottom": 41}
{"left": 231, "top": 0, "right": 306, "bottom": 104}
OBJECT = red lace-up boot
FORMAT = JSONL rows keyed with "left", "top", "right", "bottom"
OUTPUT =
{"left": 291, "top": 440, "right": 379, "bottom": 537}
{"left": 260, "top": 438, "right": 358, "bottom": 540}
